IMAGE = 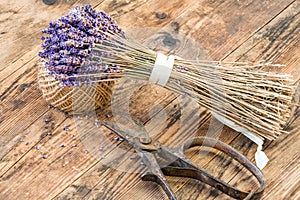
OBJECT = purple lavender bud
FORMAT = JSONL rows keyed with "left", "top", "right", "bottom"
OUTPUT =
{"left": 83, "top": 149, "right": 88, "bottom": 154}
{"left": 63, "top": 125, "right": 70, "bottom": 131}
{"left": 94, "top": 120, "right": 99, "bottom": 127}
{"left": 42, "top": 28, "right": 47, "bottom": 34}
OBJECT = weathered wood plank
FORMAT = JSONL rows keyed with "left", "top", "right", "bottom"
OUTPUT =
{"left": 0, "top": 1, "right": 76, "bottom": 69}
{"left": 0, "top": 0, "right": 299, "bottom": 200}
{"left": 224, "top": 1, "right": 300, "bottom": 79}
{"left": 177, "top": 0, "right": 295, "bottom": 60}
{"left": 0, "top": 76, "right": 51, "bottom": 164}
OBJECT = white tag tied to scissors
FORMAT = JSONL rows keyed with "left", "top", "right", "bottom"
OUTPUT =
{"left": 212, "top": 112, "right": 269, "bottom": 170}
{"left": 149, "top": 53, "right": 175, "bottom": 86}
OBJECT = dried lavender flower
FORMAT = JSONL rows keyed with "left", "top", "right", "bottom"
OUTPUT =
{"left": 38, "top": 4, "right": 125, "bottom": 86}
{"left": 44, "top": 118, "right": 51, "bottom": 123}
{"left": 63, "top": 125, "right": 70, "bottom": 131}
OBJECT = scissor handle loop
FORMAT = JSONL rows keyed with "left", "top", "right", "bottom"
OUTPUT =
{"left": 179, "top": 137, "right": 265, "bottom": 199}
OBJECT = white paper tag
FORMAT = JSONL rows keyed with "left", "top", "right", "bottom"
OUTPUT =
{"left": 255, "top": 145, "right": 269, "bottom": 170}
{"left": 212, "top": 112, "right": 269, "bottom": 169}
{"left": 149, "top": 53, "right": 174, "bottom": 86}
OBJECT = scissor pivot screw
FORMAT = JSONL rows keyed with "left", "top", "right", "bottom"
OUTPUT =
{"left": 139, "top": 137, "right": 152, "bottom": 144}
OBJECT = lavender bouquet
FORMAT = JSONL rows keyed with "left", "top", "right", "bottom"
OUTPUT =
{"left": 38, "top": 4, "right": 296, "bottom": 153}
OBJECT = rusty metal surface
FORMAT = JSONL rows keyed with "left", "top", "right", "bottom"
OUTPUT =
{"left": 104, "top": 123, "right": 265, "bottom": 200}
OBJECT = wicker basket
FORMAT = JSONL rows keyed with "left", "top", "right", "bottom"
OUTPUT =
{"left": 37, "top": 62, "right": 115, "bottom": 114}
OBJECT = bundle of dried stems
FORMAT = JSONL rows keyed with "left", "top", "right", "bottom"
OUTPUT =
{"left": 38, "top": 5, "right": 297, "bottom": 140}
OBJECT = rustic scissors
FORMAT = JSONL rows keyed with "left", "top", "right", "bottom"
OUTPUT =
{"left": 103, "top": 122, "right": 265, "bottom": 200}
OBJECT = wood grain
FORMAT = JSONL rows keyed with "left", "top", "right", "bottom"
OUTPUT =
{"left": 0, "top": 0, "right": 299, "bottom": 200}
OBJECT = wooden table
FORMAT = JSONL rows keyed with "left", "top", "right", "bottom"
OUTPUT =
{"left": 0, "top": 0, "right": 299, "bottom": 199}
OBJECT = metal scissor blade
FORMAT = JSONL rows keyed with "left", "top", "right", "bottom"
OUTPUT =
{"left": 102, "top": 121, "right": 135, "bottom": 142}
{"left": 103, "top": 121, "right": 148, "bottom": 138}
{"left": 141, "top": 151, "right": 177, "bottom": 200}
{"left": 103, "top": 121, "right": 156, "bottom": 151}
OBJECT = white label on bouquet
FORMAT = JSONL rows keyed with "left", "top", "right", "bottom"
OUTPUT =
{"left": 255, "top": 145, "right": 269, "bottom": 170}
{"left": 149, "top": 53, "right": 174, "bottom": 86}
{"left": 212, "top": 112, "right": 269, "bottom": 170}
